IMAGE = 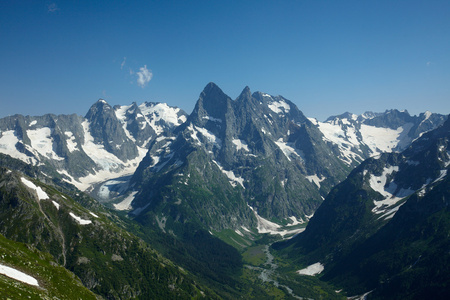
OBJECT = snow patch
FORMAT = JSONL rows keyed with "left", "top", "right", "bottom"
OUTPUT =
{"left": 195, "top": 126, "right": 222, "bottom": 148}
{"left": 235, "top": 229, "right": 244, "bottom": 237}
{"left": 369, "top": 166, "right": 414, "bottom": 215}
{"left": 305, "top": 174, "right": 326, "bottom": 188}
{"left": 213, "top": 161, "right": 245, "bottom": 188}
{"left": 153, "top": 153, "right": 174, "bottom": 172}
{"left": 241, "top": 226, "right": 251, "bottom": 233}
{"left": 52, "top": 201, "right": 60, "bottom": 210}
{"left": 268, "top": 99, "right": 290, "bottom": 114}
{"left": 0, "top": 263, "right": 39, "bottom": 286}
{"left": 274, "top": 139, "right": 305, "bottom": 162}
{"left": 187, "top": 124, "right": 201, "bottom": 146}
{"left": 114, "top": 191, "right": 138, "bottom": 211}
{"left": 264, "top": 114, "right": 273, "bottom": 125}
{"left": 232, "top": 139, "right": 250, "bottom": 152}
{"left": 433, "top": 170, "right": 447, "bottom": 183}
{"left": 114, "top": 104, "right": 137, "bottom": 142}
{"left": 69, "top": 212, "right": 92, "bottom": 225}
{"left": 27, "top": 127, "right": 65, "bottom": 161}
{"left": 203, "top": 116, "right": 222, "bottom": 123}
{"left": 97, "top": 178, "right": 129, "bottom": 200}
{"left": 369, "top": 166, "right": 399, "bottom": 197}
{"left": 21, "top": 177, "right": 49, "bottom": 200}
{"left": 296, "top": 262, "right": 324, "bottom": 276}
{"left": 64, "top": 131, "right": 79, "bottom": 152}
{"left": 419, "top": 111, "right": 432, "bottom": 126}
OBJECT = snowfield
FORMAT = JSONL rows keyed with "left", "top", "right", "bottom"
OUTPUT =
{"left": 360, "top": 124, "right": 413, "bottom": 154}
{"left": 138, "top": 102, "right": 186, "bottom": 135}
{"left": 0, "top": 130, "right": 38, "bottom": 164}
{"left": 57, "top": 120, "right": 149, "bottom": 191}
{"left": 310, "top": 115, "right": 420, "bottom": 166}
{"left": 27, "top": 127, "right": 65, "bottom": 161}
{"left": 313, "top": 118, "right": 364, "bottom": 165}
{"left": 0, "top": 263, "right": 39, "bottom": 286}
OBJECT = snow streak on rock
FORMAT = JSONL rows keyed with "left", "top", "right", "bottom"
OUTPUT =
{"left": 69, "top": 212, "right": 92, "bottom": 225}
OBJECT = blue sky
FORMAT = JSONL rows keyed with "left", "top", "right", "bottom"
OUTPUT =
{"left": 1, "top": 0, "right": 449, "bottom": 121}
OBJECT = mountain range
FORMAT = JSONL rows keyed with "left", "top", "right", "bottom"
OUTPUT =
{"left": 0, "top": 82, "right": 448, "bottom": 299}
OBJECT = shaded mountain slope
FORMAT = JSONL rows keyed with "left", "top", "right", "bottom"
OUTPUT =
{"left": 0, "top": 158, "right": 215, "bottom": 299}
{"left": 274, "top": 115, "right": 450, "bottom": 299}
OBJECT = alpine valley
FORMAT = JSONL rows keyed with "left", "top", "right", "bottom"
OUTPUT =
{"left": 0, "top": 82, "right": 448, "bottom": 299}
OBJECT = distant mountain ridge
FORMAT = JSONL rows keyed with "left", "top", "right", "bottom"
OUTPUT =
{"left": 310, "top": 109, "right": 446, "bottom": 166}
{"left": 0, "top": 100, "right": 187, "bottom": 191}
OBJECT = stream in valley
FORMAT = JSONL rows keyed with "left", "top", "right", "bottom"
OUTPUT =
{"left": 247, "top": 244, "right": 303, "bottom": 299}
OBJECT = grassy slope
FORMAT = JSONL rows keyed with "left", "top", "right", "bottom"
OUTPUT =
{"left": 0, "top": 233, "right": 98, "bottom": 299}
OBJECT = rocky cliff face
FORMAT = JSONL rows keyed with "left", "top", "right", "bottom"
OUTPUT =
{"left": 126, "top": 83, "right": 351, "bottom": 234}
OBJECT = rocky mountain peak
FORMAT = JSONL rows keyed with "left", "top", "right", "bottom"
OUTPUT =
{"left": 200, "top": 82, "right": 228, "bottom": 104}
{"left": 188, "top": 82, "right": 232, "bottom": 126}
{"left": 85, "top": 98, "right": 114, "bottom": 120}
{"left": 238, "top": 86, "right": 252, "bottom": 99}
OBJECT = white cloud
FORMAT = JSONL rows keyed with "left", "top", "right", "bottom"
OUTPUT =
{"left": 47, "top": 3, "right": 59, "bottom": 13}
{"left": 120, "top": 57, "right": 126, "bottom": 69}
{"left": 426, "top": 61, "right": 433, "bottom": 67}
{"left": 136, "top": 65, "right": 153, "bottom": 88}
